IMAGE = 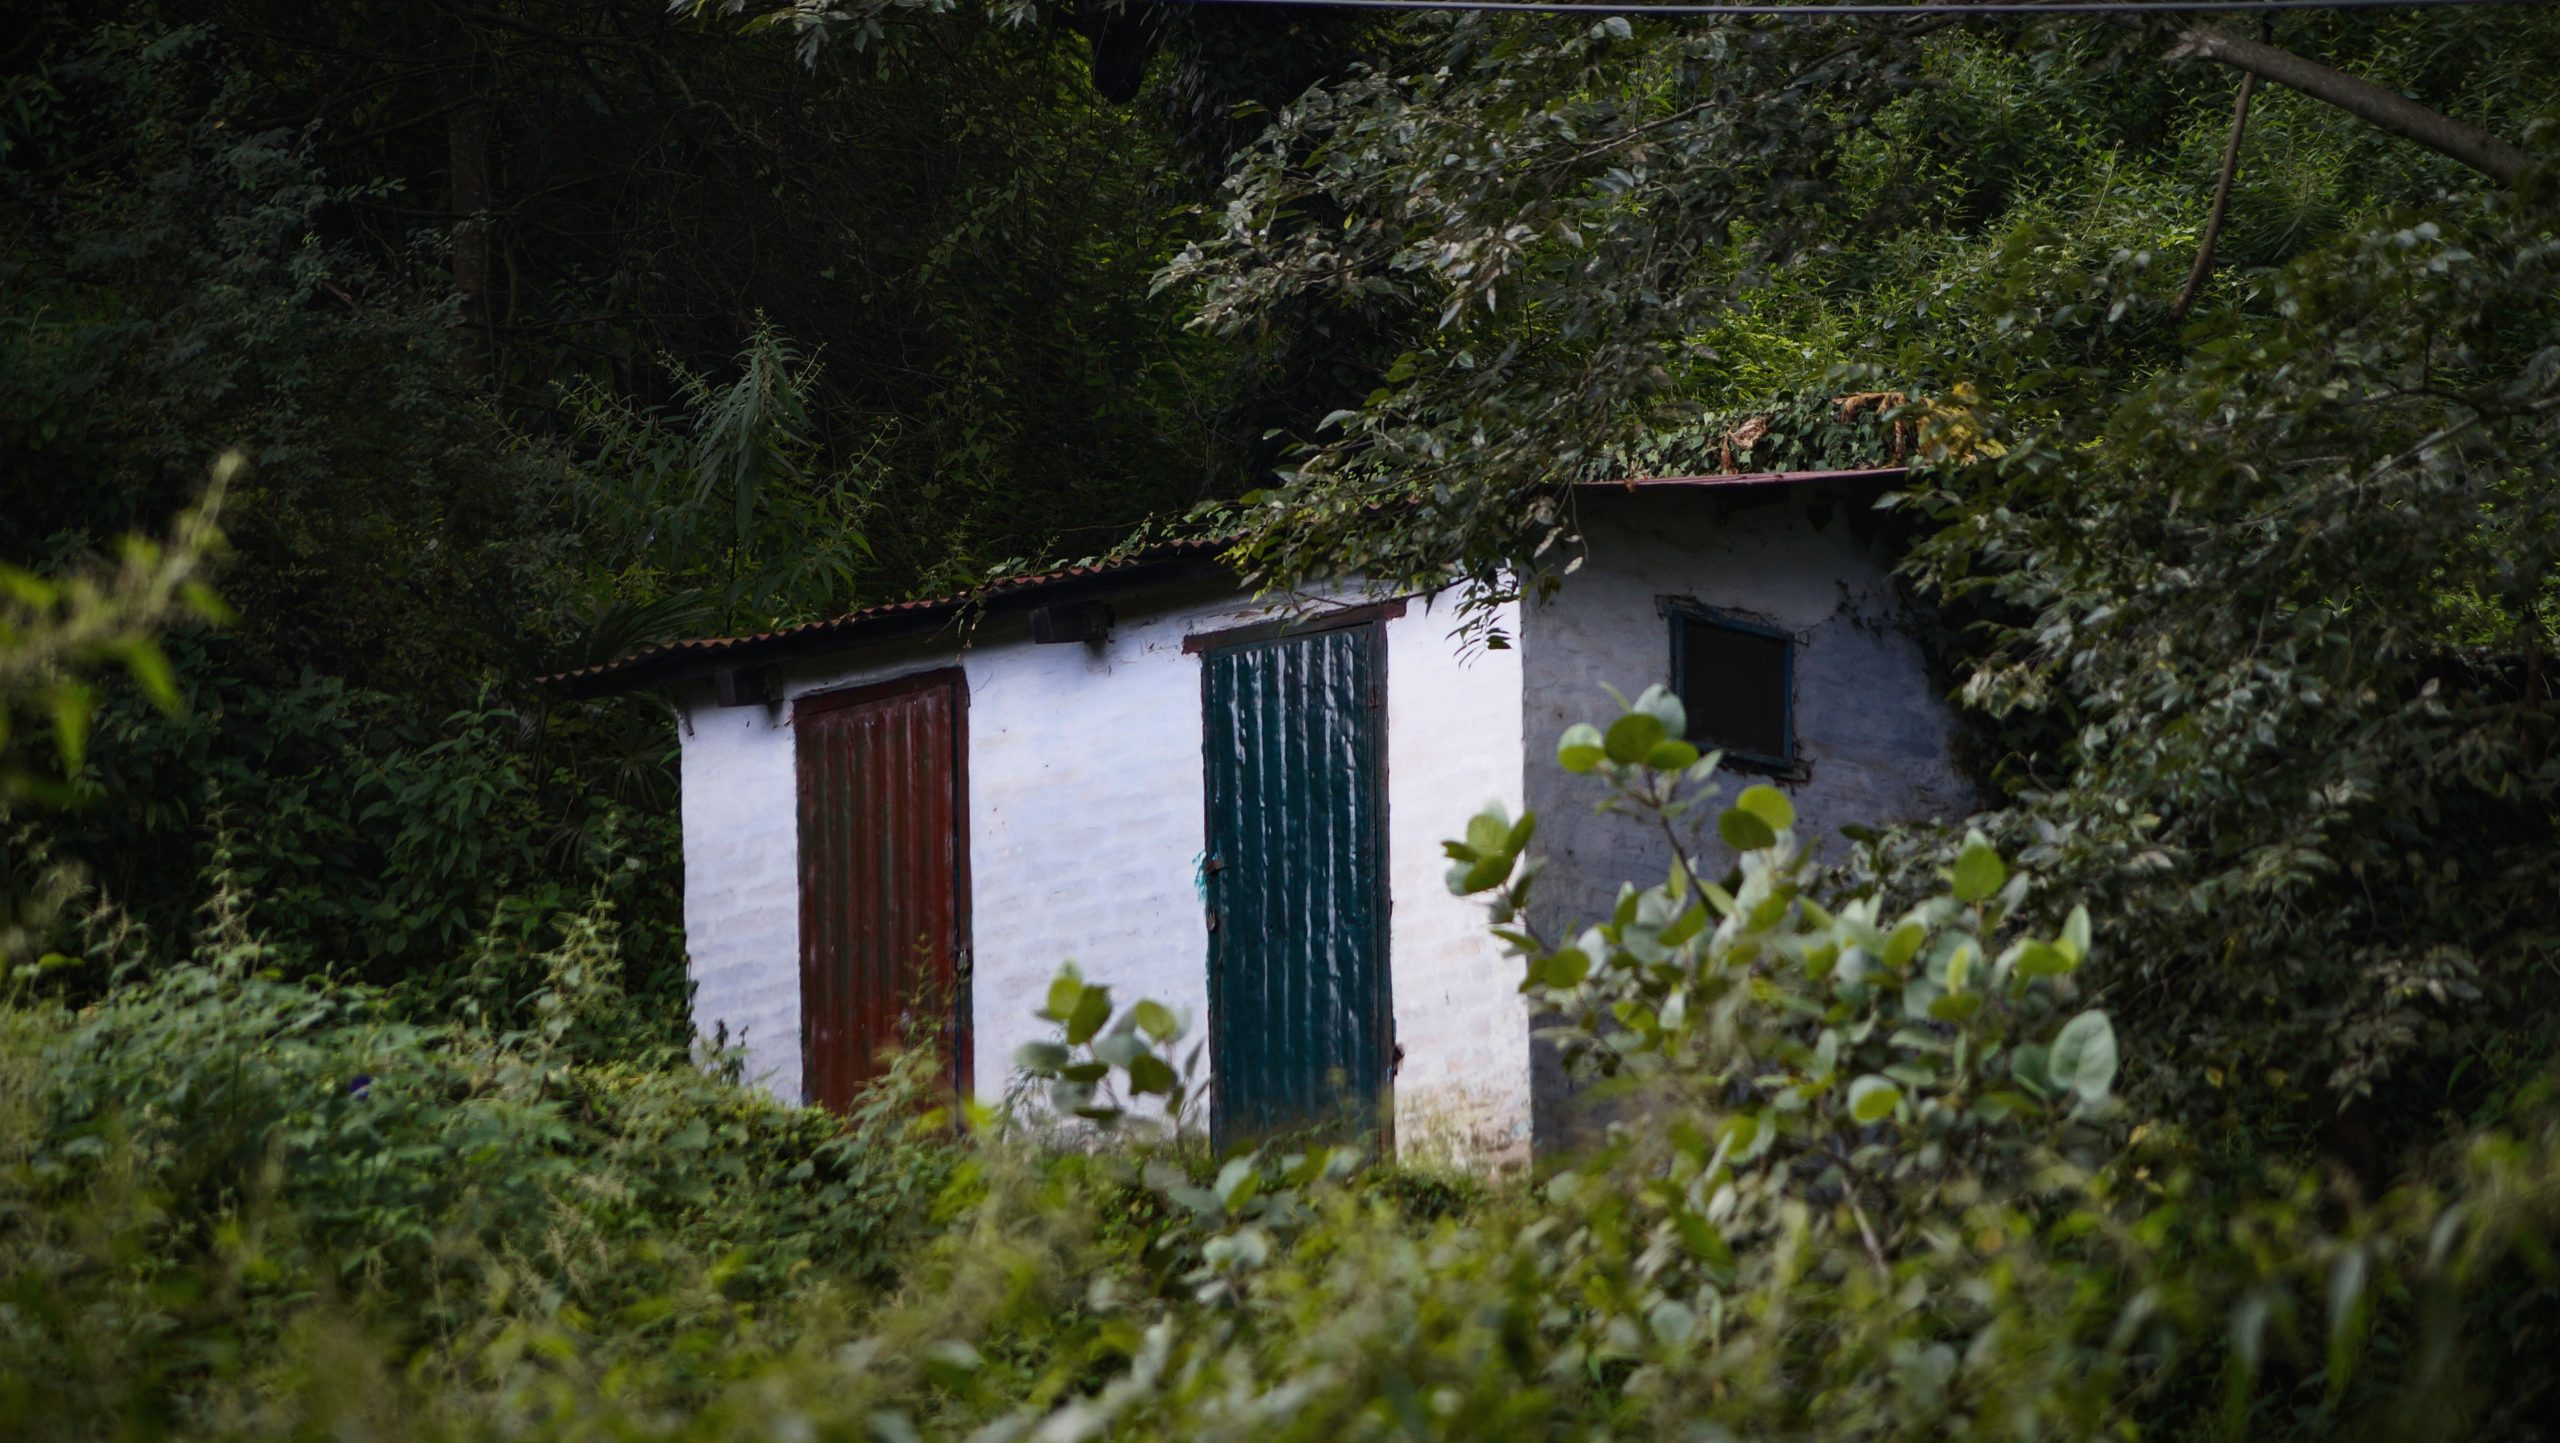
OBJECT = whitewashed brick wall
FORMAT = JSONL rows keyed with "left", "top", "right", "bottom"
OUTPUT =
{"left": 1383, "top": 599, "right": 1530, "bottom": 1170}
{"left": 676, "top": 695, "right": 804, "bottom": 1102}
{"left": 1520, "top": 486, "right": 1975, "bottom": 1146}
{"left": 674, "top": 587, "right": 1532, "bottom": 1166}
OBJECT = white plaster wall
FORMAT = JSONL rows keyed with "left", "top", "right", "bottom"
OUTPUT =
{"left": 676, "top": 692, "right": 805, "bottom": 1102}
{"left": 1521, "top": 485, "right": 1975, "bottom": 1147}
{"left": 1382, "top": 599, "right": 1530, "bottom": 1170}
{"left": 674, "top": 586, "right": 1532, "bottom": 1167}
{"left": 957, "top": 596, "right": 1226, "bottom": 1119}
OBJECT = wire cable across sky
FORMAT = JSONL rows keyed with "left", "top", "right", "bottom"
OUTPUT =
{"left": 1155, "top": 0, "right": 2552, "bottom": 19}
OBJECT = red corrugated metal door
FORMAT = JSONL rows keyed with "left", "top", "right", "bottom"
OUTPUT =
{"left": 794, "top": 669, "right": 969, "bottom": 1112}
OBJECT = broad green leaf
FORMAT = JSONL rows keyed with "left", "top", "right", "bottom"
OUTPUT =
{"left": 1736, "top": 784, "right": 1795, "bottom": 832}
{"left": 1944, "top": 939, "right": 1977, "bottom": 991}
{"left": 2061, "top": 904, "right": 2092, "bottom": 964}
{"left": 1883, "top": 919, "right": 1927, "bottom": 969}
{"left": 1134, "top": 999, "right": 1179, "bottom": 1041}
{"left": 1646, "top": 739, "right": 1701, "bottom": 771}
{"left": 1215, "top": 1157, "right": 1261, "bottom": 1208}
{"left": 1065, "top": 987, "right": 1113, "bottom": 1045}
{"left": 2014, "top": 940, "right": 2073, "bottom": 978}
{"left": 1014, "top": 1039, "right": 1071, "bottom": 1075}
{"left": 1951, "top": 832, "right": 2005, "bottom": 903}
{"left": 1928, "top": 990, "right": 1985, "bottom": 1022}
{"left": 1466, "top": 809, "right": 1510, "bottom": 856}
{"left": 1718, "top": 807, "right": 1777, "bottom": 851}
{"left": 1556, "top": 723, "right": 1607, "bottom": 772}
{"left": 1460, "top": 853, "right": 1513, "bottom": 893}
{"left": 1848, "top": 1074, "right": 1902, "bottom": 1124}
{"left": 1127, "top": 1054, "right": 1176, "bottom": 1095}
{"left": 1649, "top": 1299, "right": 1698, "bottom": 1346}
{"left": 1604, "top": 712, "right": 1667, "bottom": 764}
{"left": 1632, "top": 683, "right": 1688, "bottom": 739}
{"left": 1542, "top": 947, "right": 1592, "bottom": 987}
{"left": 2047, "top": 1010, "right": 2118, "bottom": 1100}
{"left": 1657, "top": 900, "right": 1709, "bottom": 948}
{"left": 1045, "top": 971, "right": 1084, "bottom": 1022}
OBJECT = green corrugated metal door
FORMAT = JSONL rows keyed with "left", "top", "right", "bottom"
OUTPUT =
{"left": 1201, "top": 622, "right": 1391, "bottom": 1148}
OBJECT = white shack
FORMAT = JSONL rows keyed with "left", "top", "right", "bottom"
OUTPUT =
{"left": 558, "top": 470, "right": 1972, "bottom": 1168}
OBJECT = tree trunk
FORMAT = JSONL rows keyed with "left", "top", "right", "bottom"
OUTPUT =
{"left": 445, "top": 73, "right": 494, "bottom": 386}
{"left": 2169, "top": 26, "right": 2535, "bottom": 187}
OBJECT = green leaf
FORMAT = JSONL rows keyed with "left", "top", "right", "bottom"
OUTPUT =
{"left": 1466, "top": 809, "right": 1511, "bottom": 857}
{"left": 2047, "top": 1010, "right": 2118, "bottom": 1100}
{"left": 1013, "top": 1041, "right": 1070, "bottom": 1075}
{"left": 1848, "top": 1074, "right": 1902, "bottom": 1124}
{"left": 2014, "top": 940, "right": 2073, "bottom": 978}
{"left": 2061, "top": 904, "right": 2092, "bottom": 964}
{"left": 1951, "top": 832, "right": 2005, "bottom": 903}
{"left": 1646, "top": 739, "right": 1701, "bottom": 771}
{"left": 1045, "top": 970, "right": 1084, "bottom": 1022}
{"left": 1883, "top": 919, "right": 1927, "bottom": 969}
{"left": 1632, "top": 683, "right": 1688, "bottom": 739}
{"left": 2326, "top": 1249, "right": 2368, "bottom": 1402}
{"left": 1657, "top": 900, "right": 1709, "bottom": 948}
{"left": 1127, "top": 1054, "right": 1176, "bottom": 1096}
{"left": 49, "top": 684, "right": 92, "bottom": 770}
{"left": 121, "top": 641, "right": 179, "bottom": 712}
{"left": 1604, "top": 712, "right": 1667, "bottom": 765}
{"left": 1674, "top": 1211, "right": 1735, "bottom": 1279}
{"left": 1133, "top": 999, "right": 1179, "bottom": 1042}
{"left": 1065, "top": 987, "right": 1113, "bottom": 1046}
{"left": 1214, "top": 1157, "right": 1261, "bottom": 1208}
{"left": 1540, "top": 947, "right": 1592, "bottom": 987}
{"left": 1735, "top": 784, "right": 1795, "bottom": 832}
{"left": 2011, "top": 1043, "right": 2052, "bottom": 1094}
{"left": 1459, "top": 853, "right": 1513, "bottom": 894}
{"left": 1943, "top": 939, "right": 1977, "bottom": 991}
{"left": 1718, "top": 806, "right": 1777, "bottom": 851}
{"left": 1648, "top": 1299, "right": 1698, "bottom": 1346}
{"left": 1556, "top": 723, "right": 1607, "bottom": 773}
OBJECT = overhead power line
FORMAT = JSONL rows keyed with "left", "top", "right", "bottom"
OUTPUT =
{"left": 1159, "top": 0, "right": 2546, "bottom": 18}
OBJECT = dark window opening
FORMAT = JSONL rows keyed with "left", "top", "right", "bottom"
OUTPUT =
{"left": 1668, "top": 605, "right": 1792, "bottom": 771}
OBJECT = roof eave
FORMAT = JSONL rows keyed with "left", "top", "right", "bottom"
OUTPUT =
{"left": 555, "top": 550, "right": 1230, "bottom": 700}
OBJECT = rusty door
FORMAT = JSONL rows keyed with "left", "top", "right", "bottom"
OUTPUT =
{"left": 1200, "top": 622, "right": 1391, "bottom": 1148}
{"left": 795, "top": 669, "right": 968, "bottom": 1112}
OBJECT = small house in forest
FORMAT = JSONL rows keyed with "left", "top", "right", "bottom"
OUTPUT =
{"left": 554, "top": 469, "right": 1972, "bottom": 1168}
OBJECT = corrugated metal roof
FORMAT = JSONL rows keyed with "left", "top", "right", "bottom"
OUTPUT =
{"left": 1575, "top": 465, "right": 1909, "bottom": 492}
{"left": 546, "top": 467, "right": 1907, "bottom": 698}
{"left": 541, "top": 541, "right": 1229, "bottom": 696}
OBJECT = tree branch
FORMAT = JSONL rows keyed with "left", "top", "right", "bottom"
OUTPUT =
{"left": 2167, "top": 26, "right": 2535, "bottom": 187}
{"left": 2172, "top": 68, "right": 2255, "bottom": 322}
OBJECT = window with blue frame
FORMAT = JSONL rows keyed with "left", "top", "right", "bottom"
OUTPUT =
{"left": 1665, "top": 602, "right": 1793, "bottom": 772}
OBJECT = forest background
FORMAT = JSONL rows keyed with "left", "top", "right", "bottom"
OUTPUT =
{"left": 4, "top": 1, "right": 2560, "bottom": 1439}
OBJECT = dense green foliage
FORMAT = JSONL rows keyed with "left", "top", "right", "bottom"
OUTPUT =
{"left": 0, "top": 0, "right": 1265, "bottom": 996}
{"left": 1155, "top": 6, "right": 2560, "bottom": 1174}
{"left": 9, "top": 1, "right": 2560, "bottom": 1438}
{"left": 8, "top": 664, "right": 2560, "bottom": 1440}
